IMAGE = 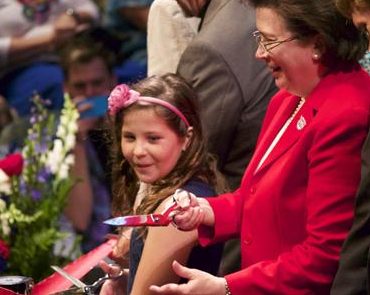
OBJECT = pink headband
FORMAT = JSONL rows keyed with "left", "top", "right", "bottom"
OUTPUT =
{"left": 108, "top": 84, "right": 190, "bottom": 127}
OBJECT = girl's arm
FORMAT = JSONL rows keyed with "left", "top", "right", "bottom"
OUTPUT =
{"left": 130, "top": 198, "right": 198, "bottom": 295}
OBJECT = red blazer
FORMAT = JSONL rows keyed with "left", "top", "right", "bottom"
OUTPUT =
{"left": 199, "top": 67, "right": 370, "bottom": 294}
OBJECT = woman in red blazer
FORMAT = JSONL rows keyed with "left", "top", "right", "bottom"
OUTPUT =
{"left": 149, "top": 0, "right": 370, "bottom": 294}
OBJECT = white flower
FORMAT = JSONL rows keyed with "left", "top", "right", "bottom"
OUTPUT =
{"left": 64, "top": 154, "right": 75, "bottom": 167}
{"left": 0, "top": 214, "right": 10, "bottom": 237}
{"left": 42, "top": 94, "right": 79, "bottom": 182}
{"left": 56, "top": 125, "right": 66, "bottom": 139}
{"left": 57, "top": 165, "right": 68, "bottom": 180}
{"left": 0, "top": 169, "right": 10, "bottom": 194}
{"left": 45, "top": 139, "right": 64, "bottom": 174}
{"left": 0, "top": 199, "right": 10, "bottom": 237}
{"left": 0, "top": 199, "right": 5, "bottom": 211}
{"left": 55, "top": 154, "right": 74, "bottom": 180}
{"left": 64, "top": 133, "right": 76, "bottom": 152}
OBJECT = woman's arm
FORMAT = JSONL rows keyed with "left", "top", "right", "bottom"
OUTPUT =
{"left": 6, "top": 12, "right": 78, "bottom": 65}
{"left": 5, "top": 0, "right": 99, "bottom": 66}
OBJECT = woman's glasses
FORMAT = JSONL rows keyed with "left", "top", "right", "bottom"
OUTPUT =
{"left": 252, "top": 30, "right": 297, "bottom": 53}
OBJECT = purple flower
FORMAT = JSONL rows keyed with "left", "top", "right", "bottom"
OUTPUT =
{"left": 28, "top": 132, "right": 37, "bottom": 141}
{"left": 35, "top": 143, "right": 48, "bottom": 154}
{"left": 37, "top": 169, "right": 51, "bottom": 183}
{"left": 19, "top": 179, "right": 27, "bottom": 195}
{"left": 43, "top": 99, "right": 51, "bottom": 106}
{"left": 30, "top": 116, "right": 37, "bottom": 124}
{"left": 31, "top": 189, "right": 42, "bottom": 201}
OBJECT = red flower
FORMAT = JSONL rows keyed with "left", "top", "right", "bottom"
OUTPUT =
{"left": 0, "top": 240, "right": 10, "bottom": 260}
{"left": 0, "top": 153, "right": 23, "bottom": 177}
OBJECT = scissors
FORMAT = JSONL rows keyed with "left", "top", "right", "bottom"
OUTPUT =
{"left": 51, "top": 265, "right": 125, "bottom": 295}
{"left": 103, "top": 189, "right": 192, "bottom": 227}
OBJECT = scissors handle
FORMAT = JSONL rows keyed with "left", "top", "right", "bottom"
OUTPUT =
{"left": 155, "top": 189, "right": 193, "bottom": 225}
{"left": 88, "top": 269, "right": 127, "bottom": 292}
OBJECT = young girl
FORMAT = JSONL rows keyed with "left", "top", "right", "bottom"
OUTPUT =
{"left": 100, "top": 73, "right": 226, "bottom": 295}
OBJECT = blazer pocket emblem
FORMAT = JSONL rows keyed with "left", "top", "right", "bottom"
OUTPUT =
{"left": 296, "top": 115, "right": 306, "bottom": 130}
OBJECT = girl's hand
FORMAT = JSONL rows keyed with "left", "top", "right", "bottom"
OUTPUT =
{"left": 98, "top": 260, "right": 128, "bottom": 295}
{"left": 105, "top": 231, "right": 131, "bottom": 266}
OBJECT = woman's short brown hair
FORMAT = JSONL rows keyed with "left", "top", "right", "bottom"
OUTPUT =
{"left": 336, "top": 0, "right": 370, "bottom": 18}
{"left": 247, "top": 0, "right": 368, "bottom": 68}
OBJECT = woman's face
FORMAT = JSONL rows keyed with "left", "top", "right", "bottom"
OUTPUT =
{"left": 351, "top": 5, "right": 370, "bottom": 49}
{"left": 255, "top": 7, "right": 322, "bottom": 97}
{"left": 121, "top": 108, "right": 189, "bottom": 184}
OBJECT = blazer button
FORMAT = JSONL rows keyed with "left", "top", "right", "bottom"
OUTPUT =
{"left": 250, "top": 187, "right": 256, "bottom": 194}
{"left": 244, "top": 236, "right": 253, "bottom": 245}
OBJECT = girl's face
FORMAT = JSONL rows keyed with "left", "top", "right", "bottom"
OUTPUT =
{"left": 255, "top": 7, "right": 322, "bottom": 97}
{"left": 121, "top": 108, "right": 189, "bottom": 184}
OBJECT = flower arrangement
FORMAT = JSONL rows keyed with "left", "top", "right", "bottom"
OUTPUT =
{"left": 0, "top": 94, "right": 80, "bottom": 282}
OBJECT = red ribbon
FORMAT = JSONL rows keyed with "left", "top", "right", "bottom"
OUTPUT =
{"left": 31, "top": 239, "right": 116, "bottom": 295}
{"left": 0, "top": 286, "right": 18, "bottom": 295}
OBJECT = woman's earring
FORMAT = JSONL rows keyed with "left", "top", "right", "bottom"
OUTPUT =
{"left": 312, "top": 52, "right": 321, "bottom": 61}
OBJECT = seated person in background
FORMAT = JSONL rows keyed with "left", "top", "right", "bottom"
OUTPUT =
{"left": 99, "top": 74, "right": 226, "bottom": 295}
{"left": 104, "top": 0, "right": 152, "bottom": 82}
{"left": 330, "top": 1, "right": 370, "bottom": 294}
{"left": 60, "top": 34, "right": 116, "bottom": 253}
{"left": 148, "top": 0, "right": 370, "bottom": 294}
{"left": 0, "top": 0, "right": 99, "bottom": 116}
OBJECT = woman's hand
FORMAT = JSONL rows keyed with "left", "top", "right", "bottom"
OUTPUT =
{"left": 149, "top": 260, "right": 226, "bottom": 295}
{"left": 99, "top": 260, "right": 128, "bottom": 295}
{"left": 172, "top": 192, "right": 215, "bottom": 231}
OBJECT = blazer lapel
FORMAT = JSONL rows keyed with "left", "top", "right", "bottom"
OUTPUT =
{"left": 258, "top": 101, "right": 313, "bottom": 172}
{"left": 255, "top": 89, "right": 326, "bottom": 176}
{"left": 245, "top": 95, "right": 300, "bottom": 177}
{"left": 248, "top": 71, "right": 344, "bottom": 178}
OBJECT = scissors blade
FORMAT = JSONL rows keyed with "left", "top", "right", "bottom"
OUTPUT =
{"left": 103, "top": 214, "right": 165, "bottom": 227}
{"left": 51, "top": 265, "right": 87, "bottom": 289}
